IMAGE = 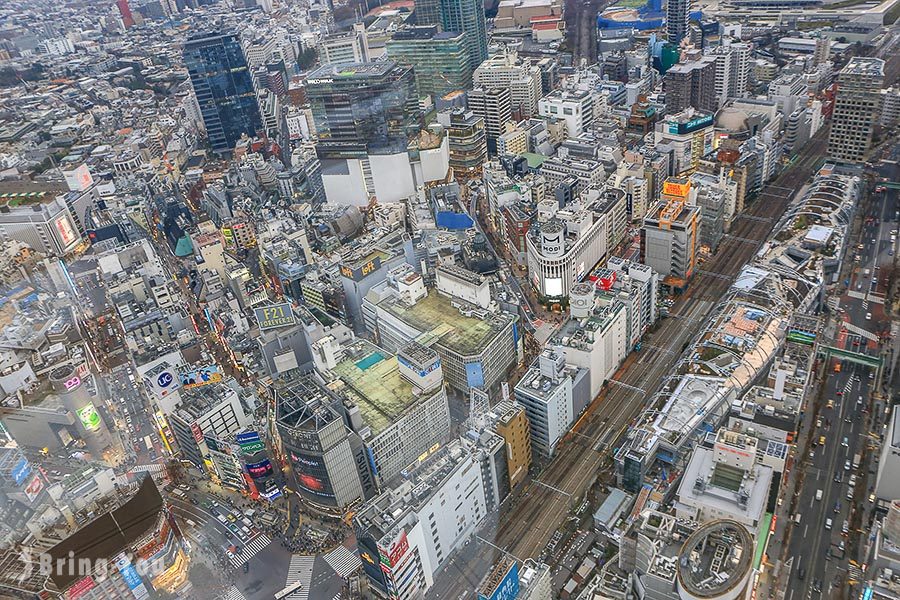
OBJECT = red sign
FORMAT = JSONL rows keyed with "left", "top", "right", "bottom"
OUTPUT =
{"left": 191, "top": 423, "right": 204, "bottom": 444}
{"left": 596, "top": 271, "right": 616, "bottom": 291}
{"left": 386, "top": 531, "right": 409, "bottom": 567}
{"left": 66, "top": 577, "right": 96, "bottom": 600}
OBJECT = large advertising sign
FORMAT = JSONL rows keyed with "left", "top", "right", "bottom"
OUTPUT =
{"left": 289, "top": 450, "right": 336, "bottom": 500}
{"left": 179, "top": 364, "right": 222, "bottom": 389}
{"left": 358, "top": 537, "right": 390, "bottom": 593}
{"left": 190, "top": 423, "right": 204, "bottom": 445}
{"left": 378, "top": 530, "right": 409, "bottom": 571}
{"left": 237, "top": 431, "right": 264, "bottom": 455}
{"left": 477, "top": 561, "right": 520, "bottom": 600}
{"left": 254, "top": 302, "right": 296, "bottom": 330}
{"left": 668, "top": 114, "right": 713, "bottom": 135}
{"left": 76, "top": 404, "right": 102, "bottom": 431}
{"left": 245, "top": 459, "right": 273, "bottom": 479}
{"left": 114, "top": 553, "right": 150, "bottom": 600}
{"left": 11, "top": 457, "right": 31, "bottom": 486}
{"left": 339, "top": 256, "right": 382, "bottom": 282}
{"left": 148, "top": 367, "right": 180, "bottom": 398}
{"left": 258, "top": 478, "right": 282, "bottom": 501}
{"left": 55, "top": 215, "right": 79, "bottom": 249}
{"left": 24, "top": 473, "right": 44, "bottom": 502}
{"left": 662, "top": 181, "right": 691, "bottom": 198}
{"left": 66, "top": 576, "right": 96, "bottom": 600}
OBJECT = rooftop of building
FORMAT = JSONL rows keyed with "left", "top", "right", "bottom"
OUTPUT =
{"left": 841, "top": 56, "right": 885, "bottom": 77}
{"left": 47, "top": 475, "right": 163, "bottom": 591}
{"left": 355, "top": 439, "right": 475, "bottom": 541}
{"left": 390, "top": 25, "right": 462, "bottom": 41}
{"left": 275, "top": 374, "right": 342, "bottom": 431}
{"left": 551, "top": 301, "right": 624, "bottom": 350}
{"left": 306, "top": 60, "right": 402, "bottom": 80}
{"left": 377, "top": 290, "right": 513, "bottom": 357}
{"left": 676, "top": 519, "right": 754, "bottom": 598}
{"left": 174, "top": 380, "right": 237, "bottom": 420}
{"left": 330, "top": 339, "right": 421, "bottom": 436}
{"left": 515, "top": 359, "right": 572, "bottom": 402}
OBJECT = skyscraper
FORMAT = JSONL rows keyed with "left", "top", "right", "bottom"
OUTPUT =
{"left": 304, "top": 61, "right": 421, "bottom": 158}
{"left": 663, "top": 57, "right": 716, "bottom": 113}
{"left": 415, "top": 0, "right": 443, "bottom": 27}
{"left": 183, "top": 30, "right": 263, "bottom": 154}
{"left": 442, "top": 0, "right": 488, "bottom": 70}
{"left": 827, "top": 57, "right": 885, "bottom": 164}
{"left": 386, "top": 26, "right": 473, "bottom": 99}
{"left": 666, "top": 0, "right": 690, "bottom": 45}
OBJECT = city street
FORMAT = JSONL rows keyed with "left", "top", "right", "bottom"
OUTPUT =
{"left": 778, "top": 162, "right": 899, "bottom": 598}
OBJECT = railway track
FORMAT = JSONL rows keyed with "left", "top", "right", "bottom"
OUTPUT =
{"left": 492, "top": 132, "right": 828, "bottom": 560}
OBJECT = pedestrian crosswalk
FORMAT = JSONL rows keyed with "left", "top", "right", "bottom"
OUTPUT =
{"left": 285, "top": 555, "right": 315, "bottom": 600}
{"left": 131, "top": 463, "right": 167, "bottom": 474}
{"left": 323, "top": 546, "right": 361, "bottom": 578}
{"left": 224, "top": 586, "right": 246, "bottom": 600}
{"left": 228, "top": 534, "right": 272, "bottom": 568}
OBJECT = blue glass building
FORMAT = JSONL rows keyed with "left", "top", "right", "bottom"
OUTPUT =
{"left": 183, "top": 30, "right": 262, "bottom": 154}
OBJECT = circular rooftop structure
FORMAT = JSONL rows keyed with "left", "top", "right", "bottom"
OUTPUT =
{"left": 714, "top": 107, "right": 752, "bottom": 133}
{"left": 676, "top": 519, "right": 754, "bottom": 600}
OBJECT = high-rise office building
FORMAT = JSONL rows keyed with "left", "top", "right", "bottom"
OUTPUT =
{"left": 667, "top": 0, "right": 690, "bottom": 45}
{"left": 183, "top": 30, "right": 263, "bottom": 154}
{"left": 305, "top": 61, "right": 421, "bottom": 159}
{"left": 663, "top": 57, "right": 717, "bottom": 113}
{"left": 472, "top": 50, "right": 543, "bottom": 118}
{"left": 827, "top": 57, "right": 885, "bottom": 164}
{"left": 468, "top": 87, "right": 512, "bottom": 155}
{"left": 415, "top": 0, "right": 443, "bottom": 27}
{"left": 442, "top": 0, "right": 488, "bottom": 71}
{"left": 436, "top": 108, "right": 488, "bottom": 179}
{"left": 386, "top": 26, "right": 473, "bottom": 98}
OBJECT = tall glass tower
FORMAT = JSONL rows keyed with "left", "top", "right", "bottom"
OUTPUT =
{"left": 304, "top": 61, "right": 421, "bottom": 159}
{"left": 441, "top": 0, "right": 488, "bottom": 71}
{"left": 183, "top": 30, "right": 263, "bottom": 154}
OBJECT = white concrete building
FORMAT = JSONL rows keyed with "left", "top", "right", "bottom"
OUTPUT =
{"left": 319, "top": 23, "right": 370, "bottom": 65}
{"left": 675, "top": 429, "right": 774, "bottom": 529}
{"left": 537, "top": 89, "right": 594, "bottom": 137}
{"left": 472, "top": 50, "right": 543, "bottom": 118}
{"left": 513, "top": 349, "right": 573, "bottom": 457}
{"left": 435, "top": 264, "right": 491, "bottom": 309}
{"left": 551, "top": 287, "right": 628, "bottom": 398}
{"left": 526, "top": 188, "right": 627, "bottom": 298}
{"left": 354, "top": 440, "right": 490, "bottom": 599}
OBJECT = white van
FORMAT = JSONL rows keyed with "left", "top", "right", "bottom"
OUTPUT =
{"left": 825, "top": 518, "right": 833, "bottom": 530}
{"left": 816, "top": 489, "right": 823, "bottom": 501}
{"left": 794, "top": 513, "right": 802, "bottom": 524}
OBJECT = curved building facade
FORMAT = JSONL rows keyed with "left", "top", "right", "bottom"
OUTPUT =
{"left": 50, "top": 364, "right": 112, "bottom": 457}
{"left": 274, "top": 375, "right": 374, "bottom": 510}
{"left": 526, "top": 189, "right": 627, "bottom": 299}
{"left": 676, "top": 519, "right": 754, "bottom": 600}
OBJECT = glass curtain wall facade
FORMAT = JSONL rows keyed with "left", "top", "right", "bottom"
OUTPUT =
{"left": 183, "top": 30, "right": 263, "bottom": 154}
{"left": 305, "top": 61, "right": 421, "bottom": 159}
{"left": 441, "top": 0, "right": 488, "bottom": 72}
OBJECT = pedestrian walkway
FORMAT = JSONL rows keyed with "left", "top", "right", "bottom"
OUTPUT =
{"left": 228, "top": 534, "right": 272, "bottom": 568}
{"left": 224, "top": 586, "right": 246, "bottom": 600}
{"left": 284, "top": 555, "right": 315, "bottom": 600}
{"left": 323, "top": 545, "right": 361, "bottom": 578}
{"left": 844, "top": 323, "right": 878, "bottom": 342}
{"left": 131, "top": 463, "right": 166, "bottom": 474}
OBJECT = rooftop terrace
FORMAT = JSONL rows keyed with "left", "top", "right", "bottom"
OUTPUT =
{"left": 379, "top": 291, "right": 511, "bottom": 356}
{"left": 331, "top": 340, "right": 418, "bottom": 436}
